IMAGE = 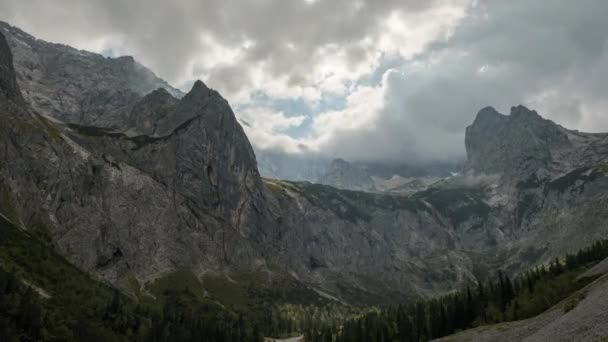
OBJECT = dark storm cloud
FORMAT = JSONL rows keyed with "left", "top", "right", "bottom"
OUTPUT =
{"left": 0, "top": 0, "right": 458, "bottom": 86}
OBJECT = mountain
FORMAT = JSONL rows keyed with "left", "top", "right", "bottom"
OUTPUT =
{"left": 465, "top": 105, "right": 608, "bottom": 182}
{"left": 0, "top": 23, "right": 474, "bottom": 303}
{"left": 0, "top": 21, "right": 183, "bottom": 130}
{"left": 0, "top": 26, "right": 271, "bottom": 293}
{"left": 318, "top": 158, "right": 375, "bottom": 191}
{"left": 258, "top": 150, "right": 458, "bottom": 194}
{"left": 2, "top": 21, "right": 608, "bottom": 310}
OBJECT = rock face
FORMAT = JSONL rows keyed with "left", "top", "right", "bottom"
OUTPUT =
{"left": 125, "top": 88, "right": 179, "bottom": 136}
{"left": 3, "top": 23, "right": 608, "bottom": 305}
{"left": 0, "top": 21, "right": 182, "bottom": 129}
{"left": 463, "top": 106, "right": 608, "bottom": 270}
{"left": 0, "top": 29, "right": 269, "bottom": 291}
{"left": 465, "top": 105, "right": 608, "bottom": 182}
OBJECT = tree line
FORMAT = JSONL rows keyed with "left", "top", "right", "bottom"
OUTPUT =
{"left": 2, "top": 213, "right": 608, "bottom": 342}
{"left": 330, "top": 239, "right": 608, "bottom": 342}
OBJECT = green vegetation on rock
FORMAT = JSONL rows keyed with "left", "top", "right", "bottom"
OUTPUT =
{"left": 412, "top": 187, "right": 491, "bottom": 227}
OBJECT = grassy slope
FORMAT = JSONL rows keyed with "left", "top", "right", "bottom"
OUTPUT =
{"left": 0, "top": 215, "right": 117, "bottom": 316}
{"left": 264, "top": 178, "right": 490, "bottom": 227}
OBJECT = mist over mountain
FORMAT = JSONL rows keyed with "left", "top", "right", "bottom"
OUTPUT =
{"left": 256, "top": 149, "right": 462, "bottom": 193}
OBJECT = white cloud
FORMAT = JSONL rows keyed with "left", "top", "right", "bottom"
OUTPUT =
{"left": 236, "top": 106, "right": 307, "bottom": 153}
{"left": 2, "top": 0, "right": 608, "bottom": 164}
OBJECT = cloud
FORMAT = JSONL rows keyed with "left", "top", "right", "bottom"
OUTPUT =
{"left": 237, "top": 106, "right": 307, "bottom": 153}
{"left": 299, "top": 0, "right": 608, "bottom": 163}
{"left": 0, "top": 0, "right": 469, "bottom": 94}
{"left": 1, "top": 0, "right": 608, "bottom": 164}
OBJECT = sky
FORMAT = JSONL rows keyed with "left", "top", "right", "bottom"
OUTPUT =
{"left": 1, "top": 0, "right": 608, "bottom": 164}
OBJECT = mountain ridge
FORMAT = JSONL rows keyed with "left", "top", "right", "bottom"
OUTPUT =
{"left": 2, "top": 23, "right": 608, "bottom": 307}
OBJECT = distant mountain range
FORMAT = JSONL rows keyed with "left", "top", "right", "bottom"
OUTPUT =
{"left": 257, "top": 151, "right": 461, "bottom": 194}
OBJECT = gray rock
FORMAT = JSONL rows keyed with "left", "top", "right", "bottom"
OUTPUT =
{"left": 0, "top": 21, "right": 183, "bottom": 129}
{"left": 0, "top": 30, "right": 266, "bottom": 291}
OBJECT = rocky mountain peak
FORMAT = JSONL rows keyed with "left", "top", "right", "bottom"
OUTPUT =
{"left": 148, "top": 87, "right": 172, "bottom": 98}
{"left": 191, "top": 79, "right": 210, "bottom": 95}
{"left": 115, "top": 55, "right": 136, "bottom": 64}
{"left": 0, "top": 21, "right": 183, "bottom": 128}
{"left": 510, "top": 104, "right": 542, "bottom": 119}
{"left": 126, "top": 87, "right": 179, "bottom": 136}
{"left": 466, "top": 105, "right": 572, "bottom": 178}
{"left": 151, "top": 80, "right": 214, "bottom": 136}
{"left": 475, "top": 105, "right": 505, "bottom": 121}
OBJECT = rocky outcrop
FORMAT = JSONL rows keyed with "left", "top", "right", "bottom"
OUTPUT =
{"left": 466, "top": 106, "right": 573, "bottom": 179}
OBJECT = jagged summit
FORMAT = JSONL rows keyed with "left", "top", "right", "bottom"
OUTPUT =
{"left": 476, "top": 105, "right": 503, "bottom": 118}
{"left": 0, "top": 21, "right": 183, "bottom": 128}
{"left": 151, "top": 79, "right": 217, "bottom": 136}
{"left": 191, "top": 79, "right": 210, "bottom": 94}
{"left": 469, "top": 105, "right": 543, "bottom": 129}
{"left": 465, "top": 104, "right": 608, "bottom": 185}
{"left": 126, "top": 87, "right": 180, "bottom": 136}
{"left": 177, "top": 79, "right": 212, "bottom": 107}
{"left": 509, "top": 105, "right": 551, "bottom": 124}
{"left": 472, "top": 105, "right": 549, "bottom": 123}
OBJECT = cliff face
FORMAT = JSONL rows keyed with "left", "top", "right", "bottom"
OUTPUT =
{"left": 463, "top": 106, "right": 608, "bottom": 270}
{"left": 0, "top": 29, "right": 270, "bottom": 292}
{"left": 3, "top": 22, "right": 608, "bottom": 305}
{"left": 465, "top": 105, "right": 608, "bottom": 181}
